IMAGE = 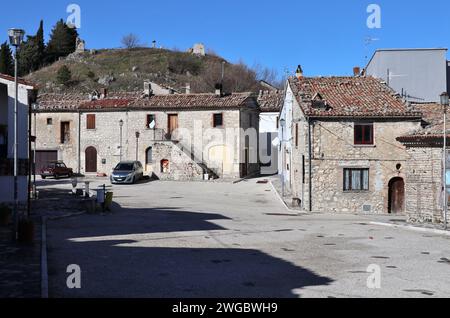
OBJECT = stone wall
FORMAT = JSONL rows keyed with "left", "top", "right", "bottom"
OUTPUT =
{"left": 34, "top": 107, "right": 260, "bottom": 180}
{"left": 404, "top": 146, "right": 444, "bottom": 224}
{"left": 289, "top": 114, "right": 421, "bottom": 214}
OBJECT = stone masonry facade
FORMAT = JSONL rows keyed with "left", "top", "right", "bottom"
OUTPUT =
{"left": 403, "top": 146, "right": 444, "bottom": 224}
{"left": 33, "top": 94, "right": 260, "bottom": 181}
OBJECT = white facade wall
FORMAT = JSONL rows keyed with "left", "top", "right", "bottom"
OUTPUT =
{"left": 0, "top": 79, "right": 34, "bottom": 204}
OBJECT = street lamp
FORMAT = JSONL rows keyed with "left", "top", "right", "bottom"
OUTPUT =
{"left": 119, "top": 120, "right": 124, "bottom": 162}
{"left": 32, "top": 103, "right": 38, "bottom": 199}
{"left": 280, "top": 118, "right": 286, "bottom": 200}
{"left": 441, "top": 92, "right": 449, "bottom": 230}
{"left": 135, "top": 132, "right": 140, "bottom": 161}
{"left": 9, "top": 28, "right": 25, "bottom": 240}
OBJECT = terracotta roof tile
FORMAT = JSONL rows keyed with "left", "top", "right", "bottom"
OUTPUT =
{"left": 397, "top": 103, "right": 446, "bottom": 143}
{"left": 289, "top": 76, "right": 422, "bottom": 118}
{"left": 37, "top": 92, "right": 256, "bottom": 111}
{"left": 257, "top": 90, "right": 284, "bottom": 113}
{"left": 0, "top": 73, "right": 35, "bottom": 88}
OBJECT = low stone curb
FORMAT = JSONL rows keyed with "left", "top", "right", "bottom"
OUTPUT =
{"left": 370, "top": 221, "right": 450, "bottom": 237}
{"left": 269, "top": 181, "right": 306, "bottom": 214}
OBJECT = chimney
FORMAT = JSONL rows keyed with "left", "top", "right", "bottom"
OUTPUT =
{"left": 100, "top": 88, "right": 108, "bottom": 99}
{"left": 295, "top": 65, "right": 304, "bottom": 79}
{"left": 185, "top": 83, "right": 191, "bottom": 94}
{"left": 215, "top": 83, "right": 223, "bottom": 97}
{"left": 353, "top": 67, "right": 361, "bottom": 77}
{"left": 144, "top": 81, "right": 153, "bottom": 97}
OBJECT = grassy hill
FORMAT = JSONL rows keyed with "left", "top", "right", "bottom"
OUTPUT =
{"left": 26, "top": 48, "right": 267, "bottom": 94}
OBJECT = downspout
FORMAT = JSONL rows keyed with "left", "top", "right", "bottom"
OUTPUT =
{"left": 78, "top": 111, "right": 81, "bottom": 175}
{"left": 308, "top": 118, "right": 313, "bottom": 212}
{"left": 27, "top": 98, "right": 32, "bottom": 217}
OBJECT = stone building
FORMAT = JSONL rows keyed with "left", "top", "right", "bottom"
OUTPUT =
{"left": 279, "top": 74, "right": 423, "bottom": 214}
{"left": 397, "top": 103, "right": 448, "bottom": 224}
{"left": 0, "top": 74, "right": 36, "bottom": 204}
{"left": 33, "top": 88, "right": 260, "bottom": 181}
{"left": 258, "top": 89, "right": 284, "bottom": 175}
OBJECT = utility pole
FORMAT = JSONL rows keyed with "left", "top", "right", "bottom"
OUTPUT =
{"left": 441, "top": 92, "right": 449, "bottom": 230}
{"left": 9, "top": 28, "right": 25, "bottom": 240}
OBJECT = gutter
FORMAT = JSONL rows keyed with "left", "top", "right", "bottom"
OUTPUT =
{"left": 308, "top": 118, "right": 313, "bottom": 212}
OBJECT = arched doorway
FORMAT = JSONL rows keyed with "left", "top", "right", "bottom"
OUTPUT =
{"left": 85, "top": 146, "right": 97, "bottom": 173}
{"left": 388, "top": 177, "right": 405, "bottom": 214}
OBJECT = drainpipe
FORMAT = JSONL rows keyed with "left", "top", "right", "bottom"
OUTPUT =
{"left": 308, "top": 118, "right": 313, "bottom": 212}
{"left": 27, "top": 99, "right": 32, "bottom": 217}
{"left": 78, "top": 111, "right": 81, "bottom": 175}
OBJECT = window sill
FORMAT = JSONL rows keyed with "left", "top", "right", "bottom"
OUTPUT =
{"left": 343, "top": 190, "right": 370, "bottom": 193}
{"left": 353, "top": 144, "right": 376, "bottom": 148}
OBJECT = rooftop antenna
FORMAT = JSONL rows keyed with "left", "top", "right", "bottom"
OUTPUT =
{"left": 364, "top": 36, "right": 380, "bottom": 64}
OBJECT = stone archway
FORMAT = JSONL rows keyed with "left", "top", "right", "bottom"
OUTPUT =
{"left": 388, "top": 177, "right": 405, "bottom": 214}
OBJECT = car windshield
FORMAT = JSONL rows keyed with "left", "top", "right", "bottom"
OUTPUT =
{"left": 114, "top": 163, "right": 134, "bottom": 171}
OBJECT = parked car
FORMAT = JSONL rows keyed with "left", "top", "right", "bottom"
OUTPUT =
{"left": 41, "top": 161, "right": 73, "bottom": 179}
{"left": 110, "top": 161, "right": 144, "bottom": 184}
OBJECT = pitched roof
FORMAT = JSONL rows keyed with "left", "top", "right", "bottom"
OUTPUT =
{"left": 37, "top": 92, "right": 256, "bottom": 112}
{"left": 0, "top": 73, "right": 35, "bottom": 88}
{"left": 288, "top": 76, "right": 422, "bottom": 119}
{"left": 397, "top": 103, "right": 446, "bottom": 144}
{"left": 257, "top": 90, "right": 284, "bottom": 113}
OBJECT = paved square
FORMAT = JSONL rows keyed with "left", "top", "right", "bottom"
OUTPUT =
{"left": 44, "top": 178, "right": 450, "bottom": 298}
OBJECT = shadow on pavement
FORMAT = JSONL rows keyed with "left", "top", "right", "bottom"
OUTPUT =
{"left": 47, "top": 204, "right": 333, "bottom": 298}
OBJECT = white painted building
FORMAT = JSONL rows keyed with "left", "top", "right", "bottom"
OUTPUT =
{"left": 0, "top": 74, "right": 36, "bottom": 204}
{"left": 258, "top": 90, "right": 283, "bottom": 175}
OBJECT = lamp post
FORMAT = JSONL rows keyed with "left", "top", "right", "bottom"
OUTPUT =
{"left": 32, "top": 103, "right": 38, "bottom": 199}
{"left": 280, "top": 118, "right": 286, "bottom": 200}
{"left": 441, "top": 92, "right": 449, "bottom": 230}
{"left": 119, "top": 120, "right": 124, "bottom": 162}
{"left": 135, "top": 132, "right": 140, "bottom": 161}
{"left": 8, "top": 28, "right": 25, "bottom": 240}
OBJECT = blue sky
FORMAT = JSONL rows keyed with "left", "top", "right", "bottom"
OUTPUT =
{"left": 1, "top": 0, "right": 449, "bottom": 78}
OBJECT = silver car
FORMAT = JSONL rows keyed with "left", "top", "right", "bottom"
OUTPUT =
{"left": 110, "top": 161, "right": 144, "bottom": 184}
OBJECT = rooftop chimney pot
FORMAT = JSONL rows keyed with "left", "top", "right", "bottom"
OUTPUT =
{"left": 296, "top": 65, "right": 304, "bottom": 79}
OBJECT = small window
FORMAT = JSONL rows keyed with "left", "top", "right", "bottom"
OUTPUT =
{"left": 344, "top": 168, "right": 369, "bottom": 191}
{"left": 86, "top": 114, "right": 96, "bottom": 130}
{"left": 147, "top": 114, "right": 156, "bottom": 129}
{"left": 47, "top": 118, "right": 53, "bottom": 125}
{"left": 295, "top": 123, "right": 299, "bottom": 147}
{"left": 354, "top": 123, "right": 374, "bottom": 145}
{"left": 60, "top": 122, "right": 70, "bottom": 144}
{"left": 213, "top": 113, "right": 223, "bottom": 128}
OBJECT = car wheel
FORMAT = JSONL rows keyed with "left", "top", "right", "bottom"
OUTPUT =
{"left": 41, "top": 176, "right": 46, "bottom": 180}
{"left": 68, "top": 173, "right": 73, "bottom": 178}
{"left": 54, "top": 174, "right": 59, "bottom": 180}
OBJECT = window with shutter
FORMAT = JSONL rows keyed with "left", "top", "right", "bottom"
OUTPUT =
{"left": 87, "top": 114, "right": 96, "bottom": 130}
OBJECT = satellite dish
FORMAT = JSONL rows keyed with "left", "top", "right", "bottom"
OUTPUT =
{"left": 149, "top": 120, "right": 156, "bottom": 129}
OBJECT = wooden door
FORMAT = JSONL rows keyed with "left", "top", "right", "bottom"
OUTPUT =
{"left": 85, "top": 146, "right": 97, "bottom": 173}
{"left": 168, "top": 114, "right": 178, "bottom": 138}
{"left": 389, "top": 178, "right": 405, "bottom": 214}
